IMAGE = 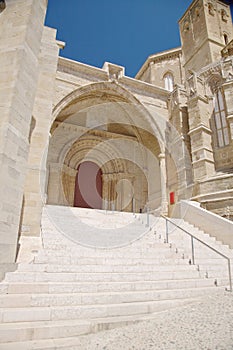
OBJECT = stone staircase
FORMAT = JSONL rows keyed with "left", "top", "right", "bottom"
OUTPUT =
{"left": 0, "top": 205, "right": 232, "bottom": 349}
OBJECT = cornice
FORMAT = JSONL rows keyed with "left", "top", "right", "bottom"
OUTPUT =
{"left": 119, "top": 76, "right": 169, "bottom": 100}
{"left": 57, "top": 57, "right": 169, "bottom": 101}
{"left": 188, "top": 124, "right": 212, "bottom": 135}
{"left": 58, "top": 57, "right": 108, "bottom": 80}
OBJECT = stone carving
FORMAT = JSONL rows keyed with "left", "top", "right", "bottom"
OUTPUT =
{"left": 187, "top": 72, "right": 197, "bottom": 97}
{"left": 221, "top": 40, "right": 233, "bottom": 58}
{"left": 221, "top": 9, "right": 228, "bottom": 22}
{"left": 192, "top": 3, "right": 201, "bottom": 20}
{"left": 183, "top": 20, "right": 190, "bottom": 32}
{"left": 208, "top": 3, "right": 215, "bottom": 16}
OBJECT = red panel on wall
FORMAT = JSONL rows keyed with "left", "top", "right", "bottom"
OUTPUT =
{"left": 74, "top": 161, "right": 102, "bottom": 209}
{"left": 170, "top": 191, "right": 175, "bottom": 205}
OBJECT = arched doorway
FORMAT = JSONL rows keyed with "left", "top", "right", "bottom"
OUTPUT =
{"left": 74, "top": 161, "right": 102, "bottom": 209}
{"left": 46, "top": 82, "right": 166, "bottom": 214}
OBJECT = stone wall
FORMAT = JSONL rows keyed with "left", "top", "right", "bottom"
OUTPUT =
{"left": 20, "top": 26, "right": 60, "bottom": 237}
{"left": 0, "top": 0, "right": 47, "bottom": 265}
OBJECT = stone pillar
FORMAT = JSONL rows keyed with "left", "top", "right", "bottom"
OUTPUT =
{"left": 159, "top": 154, "right": 168, "bottom": 215}
{"left": 47, "top": 163, "right": 64, "bottom": 205}
{"left": 102, "top": 173, "right": 118, "bottom": 210}
{"left": 62, "top": 165, "right": 77, "bottom": 207}
{"left": 101, "top": 174, "right": 109, "bottom": 210}
{"left": 0, "top": 0, "right": 47, "bottom": 263}
{"left": 102, "top": 173, "right": 134, "bottom": 212}
{"left": 20, "top": 26, "right": 60, "bottom": 237}
{"left": 167, "top": 85, "right": 193, "bottom": 199}
{"left": 187, "top": 74, "right": 215, "bottom": 181}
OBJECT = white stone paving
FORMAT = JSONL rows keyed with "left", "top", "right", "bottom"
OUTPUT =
{"left": 74, "top": 290, "right": 233, "bottom": 350}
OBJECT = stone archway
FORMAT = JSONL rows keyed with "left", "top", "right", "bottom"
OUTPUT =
{"left": 46, "top": 82, "right": 166, "bottom": 214}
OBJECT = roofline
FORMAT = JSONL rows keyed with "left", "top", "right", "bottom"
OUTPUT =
{"left": 135, "top": 47, "right": 182, "bottom": 80}
{"left": 57, "top": 56, "right": 169, "bottom": 99}
{"left": 178, "top": 0, "right": 199, "bottom": 24}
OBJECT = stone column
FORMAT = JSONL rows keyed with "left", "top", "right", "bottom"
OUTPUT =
{"left": 118, "top": 174, "right": 134, "bottom": 212}
{"left": 0, "top": 0, "right": 47, "bottom": 264}
{"left": 102, "top": 173, "right": 118, "bottom": 211}
{"left": 102, "top": 174, "right": 109, "bottom": 210}
{"left": 102, "top": 173, "right": 134, "bottom": 212}
{"left": 47, "top": 163, "right": 64, "bottom": 205}
{"left": 159, "top": 154, "right": 168, "bottom": 215}
{"left": 62, "top": 165, "right": 77, "bottom": 206}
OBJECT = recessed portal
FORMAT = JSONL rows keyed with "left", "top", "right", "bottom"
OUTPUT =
{"left": 74, "top": 161, "right": 102, "bottom": 209}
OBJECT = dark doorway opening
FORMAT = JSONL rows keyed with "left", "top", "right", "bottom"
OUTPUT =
{"left": 74, "top": 161, "right": 102, "bottom": 209}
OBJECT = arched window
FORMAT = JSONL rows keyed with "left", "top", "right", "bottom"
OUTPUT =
{"left": 0, "top": 0, "right": 6, "bottom": 12}
{"left": 213, "top": 89, "right": 229, "bottom": 148}
{"left": 223, "top": 34, "right": 228, "bottom": 45}
{"left": 164, "top": 73, "right": 174, "bottom": 92}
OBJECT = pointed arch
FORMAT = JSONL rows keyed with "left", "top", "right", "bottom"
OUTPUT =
{"left": 52, "top": 81, "right": 165, "bottom": 152}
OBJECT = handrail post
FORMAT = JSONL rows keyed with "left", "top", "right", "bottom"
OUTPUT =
{"left": 227, "top": 259, "right": 232, "bottom": 292}
{"left": 161, "top": 214, "right": 232, "bottom": 291}
{"left": 146, "top": 206, "right": 149, "bottom": 227}
{"left": 191, "top": 236, "right": 195, "bottom": 265}
{"left": 133, "top": 197, "right": 135, "bottom": 216}
{"left": 165, "top": 218, "right": 169, "bottom": 243}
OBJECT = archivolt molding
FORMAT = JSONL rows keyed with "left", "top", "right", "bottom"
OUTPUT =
{"left": 52, "top": 81, "right": 164, "bottom": 152}
{"left": 63, "top": 136, "right": 127, "bottom": 174}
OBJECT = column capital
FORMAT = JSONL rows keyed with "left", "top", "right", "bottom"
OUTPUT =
{"left": 158, "top": 153, "right": 165, "bottom": 159}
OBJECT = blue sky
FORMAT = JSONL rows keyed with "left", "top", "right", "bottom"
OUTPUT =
{"left": 45, "top": 0, "right": 233, "bottom": 77}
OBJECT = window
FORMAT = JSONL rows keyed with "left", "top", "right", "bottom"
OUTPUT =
{"left": 223, "top": 34, "right": 228, "bottom": 45}
{"left": 213, "top": 89, "right": 229, "bottom": 147}
{"left": 164, "top": 73, "right": 174, "bottom": 92}
{"left": 0, "top": 0, "right": 6, "bottom": 12}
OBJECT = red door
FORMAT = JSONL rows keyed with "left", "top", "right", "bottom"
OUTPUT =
{"left": 74, "top": 161, "right": 102, "bottom": 209}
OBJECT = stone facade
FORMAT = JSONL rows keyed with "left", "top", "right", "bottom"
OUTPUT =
{"left": 0, "top": 0, "right": 233, "bottom": 269}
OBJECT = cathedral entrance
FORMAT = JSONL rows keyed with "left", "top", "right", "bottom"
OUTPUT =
{"left": 74, "top": 161, "right": 102, "bottom": 209}
{"left": 46, "top": 82, "right": 166, "bottom": 214}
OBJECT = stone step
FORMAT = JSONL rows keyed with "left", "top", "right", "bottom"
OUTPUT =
{"left": 0, "top": 296, "right": 202, "bottom": 349}
{"left": 35, "top": 248, "right": 218, "bottom": 259}
{"left": 0, "top": 319, "right": 92, "bottom": 345}
{"left": 40, "top": 206, "right": 159, "bottom": 249}
{"left": 32, "top": 254, "right": 226, "bottom": 266}
{"left": 0, "top": 286, "right": 221, "bottom": 308}
{"left": 34, "top": 253, "right": 190, "bottom": 262}
{"left": 0, "top": 298, "right": 206, "bottom": 324}
{"left": 38, "top": 243, "right": 175, "bottom": 253}
{"left": 0, "top": 277, "right": 224, "bottom": 295}
{"left": 33, "top": 255, "right": 191, "bottom": 265}
{"left": 0, "top": 290, "right": 221, "bottom": 346}
{"left": 17, "top": 263, "right": 198, "bottom": 273}
{"left": 4, "top": 270, "right": 202, "bottom": 283}
{"left": 0, "top": 337, "right": 82, "bottom": 350}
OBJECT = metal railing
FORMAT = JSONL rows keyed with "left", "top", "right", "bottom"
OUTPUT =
{"left": 162, "top": 215, "right": 232, "bottom": 292}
